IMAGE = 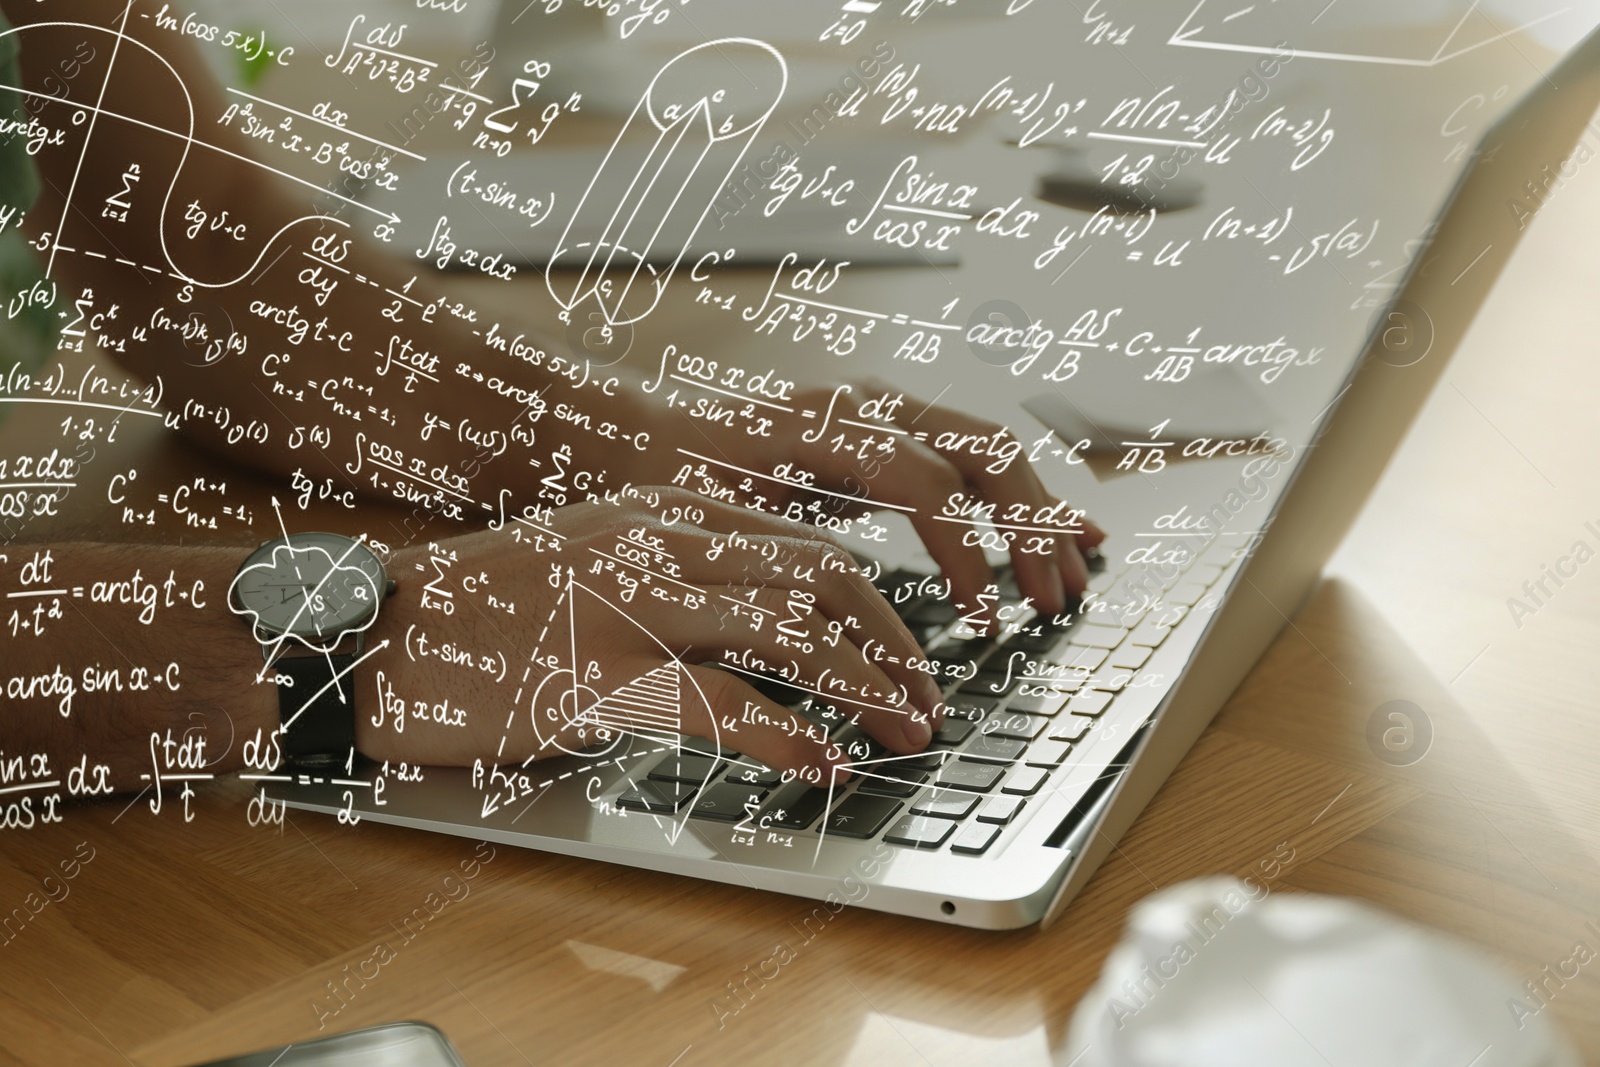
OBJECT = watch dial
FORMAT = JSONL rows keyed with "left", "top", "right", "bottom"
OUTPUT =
{"left": 233, "top": 533, "right": 385, "bottom": 643}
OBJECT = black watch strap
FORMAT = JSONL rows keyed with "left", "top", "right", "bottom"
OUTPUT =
{"left": 275, "top": 653, "right": 356, "bottom": 770}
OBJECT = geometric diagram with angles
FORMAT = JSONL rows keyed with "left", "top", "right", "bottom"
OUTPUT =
{"left": 545, "top": 37, "right": 786, "bottom": 330}
{"left": 582, "top": 661, "right": 687, "bottom": 745}
{"left": 1168, "top": 0, "right": 1570, "bottom": 66}
{"left": 526, "top": 573, "right": 726, "bottom": 844}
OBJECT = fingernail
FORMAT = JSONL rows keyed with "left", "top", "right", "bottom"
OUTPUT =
{"left": 901, "top": 710, "right": 932, "bottom": 750}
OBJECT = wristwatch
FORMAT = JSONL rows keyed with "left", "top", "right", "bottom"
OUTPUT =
{"left": 230, "top": 532, "right": 394, "bottom": 771}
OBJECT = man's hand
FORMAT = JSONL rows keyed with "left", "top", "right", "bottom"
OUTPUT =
{"left": 360, "top": 488, "right": 946, "bottom": 784}
{"left": 620, "top": 377, "right": 1105, "bottom": 630}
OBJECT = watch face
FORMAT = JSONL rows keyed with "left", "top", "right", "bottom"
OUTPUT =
{"left": 231, "top": 533, "right": 386, "bottom": 645}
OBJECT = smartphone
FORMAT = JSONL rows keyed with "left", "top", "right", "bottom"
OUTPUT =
{"left": 188, "top": 1022, "right": 467, "bottom": 1066}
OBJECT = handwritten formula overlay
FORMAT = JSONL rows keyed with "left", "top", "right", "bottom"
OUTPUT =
{"left": 0, "top": 0, "right": 1566, "bottom": 966}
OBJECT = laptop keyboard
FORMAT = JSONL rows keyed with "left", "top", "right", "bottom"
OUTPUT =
{"left": 617, "top": 534, "right": 1249, "bottom": 856}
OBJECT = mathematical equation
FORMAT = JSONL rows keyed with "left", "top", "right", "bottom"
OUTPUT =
{"left": 0, "top": 0, "right": 1527, "bottom": 841}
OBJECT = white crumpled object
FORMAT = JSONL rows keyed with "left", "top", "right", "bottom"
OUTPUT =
{"left": 1064, "top": 877, "right": 1579, "bottom": 1067}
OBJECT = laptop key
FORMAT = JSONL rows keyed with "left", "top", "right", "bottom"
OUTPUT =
{"left": 1049, "top": 716, "right": 1095, "bottom": 742}
{"left": 928, "top": 634, "right": 992, "bottom": 664}
{"left": 618, "top": 779, "right": 698, "bottom": 813}
{"left": 933, "top": 717, "right": 976, "bottom": 746}
{"left": 1086, "top": 672, "right": 1131, "bottom": 693}
{"left": 998, "top": 651, "right": 1049, "bottom": 676}
{"left": 823, "top": 794, "right": 903, "bottom": 839}
{"left": 1002, "top": 766, "right": 1050, "bottom": 796}
{"left": 857, "top": 771, "right": 928, "bottom": 798}
{"left": 1006, "top": 689, "right": 1070, "bottom": 716}
{"left": 1009, "top": 630, "right": 1066, "bottom": 654}
{"left": 1164, "top": 582, "right": 1209, "bottom": 607}
{"left": 959, "top": 670, "right": 1015, "bottom": 697}
{"left": 1068, "top": 623, "right": 1128, "bottom": 649}
{"left": 1025, "top": 740, "right": 1072, "bottom": 767}
{"left": 945, "top": 695, "right": 1001, "bottom": 722}
{"left": 950, "top": 822, "right": 1002, "bottom": 855}
{"left": 891, "top": 749, "right": 949, "bottom": 773}
{"left": 976, "top": 795, "right": 1026, "bottom": 824}
{"left": 1067, "top": 691, "right": 1115, "bottom": 717}
{"left": 910, "top": 791, "right": 980, "bottom": 819}
{"left": 1108, "top": 643, "right": 1152, "bottom": 670}
{"left": 830, "top": 726, "right": 887, "bottom": 762}
{"left": 691, "top": 783, "right": 769, "bottom": 822}
{"left": 838, "top": 734, "right": 878, "bottom": 763}
{"left": 933, "top": 761, "right": 1005, "bottom": 792}
{"left": 884, "top": 814, "right": 957, "bottom": 850}
{"left": 648, "top": 753, "right": 726, "bottom": 785}
{"left": 1128, "top": 618, "right": 1175, "bottom": 647}
{"left": 1054, "top": 645, "right": 1108, "bottom": 671}
{"left": 1102, "top": 602, "right": 1149, "bottom": 629}
{"left": 962, "top": 735, "right": 1027, "bottom": 765}
{"left": 724, "top": 762, "right": 783, "bottom": 788}
{"left": 762, "top": 783, "right": 831, "bottom": 831}
{"left": 983, "top": 712, "right": 1048, "bottom": 741}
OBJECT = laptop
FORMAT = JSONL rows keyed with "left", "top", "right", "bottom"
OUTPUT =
{"left": 276, "top": 5, "right": 1600, "bottom": 928}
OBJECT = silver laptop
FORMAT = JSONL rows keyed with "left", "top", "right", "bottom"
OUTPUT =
{"left": 278, "top": 3, "right": 1600, "bottom": 928}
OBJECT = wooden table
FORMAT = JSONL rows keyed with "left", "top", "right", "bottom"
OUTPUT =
{"left": 4, "top": 78, "right": 1600, "bottom": 1067}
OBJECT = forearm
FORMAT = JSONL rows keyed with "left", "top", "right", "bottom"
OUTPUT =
{"left": 0, "top": 542, "right": 274, "bottom": 789}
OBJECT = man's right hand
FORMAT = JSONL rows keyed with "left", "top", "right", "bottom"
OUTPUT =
{"left": 358, "top": 488, "right": 945, "bottom": 785}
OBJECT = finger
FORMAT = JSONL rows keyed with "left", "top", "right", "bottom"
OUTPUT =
{"left": 1055, "top": 522, "right": 1089, "bottom": 614}
{"left": 761, "top": 384, "right": 997, "bottom": 625}
{"left": 883, "top": 397, "right": 1088, "bottom": 609}
{"left": 793, "top": 429, "right": 998, "bottom": 630}
{"left": 653, "top": 503, "right": 943, "bottom": 720}
{"left": 680, "top": 665, "right": 850, "bottom": 786}
{"left": 692, "top": 586, "right": 934, "bottom": 754}
{"left": 860, "top": 379, "right": 1109, "bottom": 605}
{"left": 731, "top": 535, "right": 944, "bottom": 717}
{"left": 657, "top": 487, "right": 853, "bottom": 550}
{"left": 686, "top": 489, "right": 969, "bottom": 658}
